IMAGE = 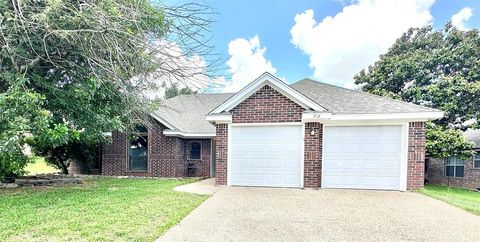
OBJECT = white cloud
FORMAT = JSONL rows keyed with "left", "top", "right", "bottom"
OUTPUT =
{"left": 153, "top": 40, "right": 212, "bottom": 91}
{"left": 223, "top": 36, "right": 277, "bottom": 92}
{"left": 290, "top": 0, "right": 435, "bottom": 88}
{"left": 451, "top": 7, "right": 473, "bottom": 30}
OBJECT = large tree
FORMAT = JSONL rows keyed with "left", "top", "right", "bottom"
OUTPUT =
{"left": 354, "top": 23, "right": 479, "bottom": 159}
{"left": 0, "top": 0, "right": 214, "bottom": 179}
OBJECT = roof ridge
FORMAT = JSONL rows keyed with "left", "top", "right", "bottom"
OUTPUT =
{"left": 295, "top": 78, "right": 440, "bottom": 112}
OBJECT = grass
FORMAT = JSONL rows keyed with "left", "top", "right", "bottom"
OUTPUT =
{"left": 0, "top": 178, "right": 208, "bottom": 241}
{"left": 419, "top": 184, "right": 480, "bottom": 216}
{"left": 25, "top": 157, "right": 60, "bottom": 175}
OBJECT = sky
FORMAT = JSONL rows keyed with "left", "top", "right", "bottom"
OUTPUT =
{"left": 167, "top": 0, "right": 480, "bottom": 92}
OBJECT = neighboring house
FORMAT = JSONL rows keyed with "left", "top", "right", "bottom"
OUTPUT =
{"left": 425, "top": 129, "right": 480, "bottom": 190}
{"left": 102, "top": 72, "right": 443, "bottom": 191}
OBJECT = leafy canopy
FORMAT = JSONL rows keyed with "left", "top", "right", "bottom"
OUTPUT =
{"left": 0, "top": 0, "right": 213, "bottom": 179}
{"left": 354, "top": 24, "right": 479, "bottom": 159}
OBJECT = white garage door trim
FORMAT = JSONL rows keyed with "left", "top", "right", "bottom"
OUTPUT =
{"left": 227, "top": 123, "right": 304, "bottom": 188}
{"left": 321, "top": 123, "right": 409, "bottom": 191}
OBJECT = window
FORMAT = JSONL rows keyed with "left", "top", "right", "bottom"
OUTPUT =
{"left": 446, "top": 156, "right": 464, "bottom": 178}
{"left": 474, "top": 152, "right": 480, "bottom": 169}
{"left": 128, "top": 126, "right": 148, "bottom": 171}
{"left": 189, "top": 142, "right": 201, "bottom": 160}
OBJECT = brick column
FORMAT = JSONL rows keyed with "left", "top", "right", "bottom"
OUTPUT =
{"left": 215, "top": 124, "right": 228, "bottom": 185}
{"left": 407, "top": 122, "right": 426, "bottom": 190}
{"left": 304, "top": 122, "right": 322, "bottom": 188}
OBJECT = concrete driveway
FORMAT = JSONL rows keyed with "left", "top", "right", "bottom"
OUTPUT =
{"left": 159, "top": 187, "right": 480, "bottom": 242}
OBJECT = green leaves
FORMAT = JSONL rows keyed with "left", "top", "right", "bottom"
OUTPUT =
{"left": 355, "top": 24, "right": 480, "bottom": 158}
{"left": 426, "top": 123, "right": 474, "bottom": 160}
{"left": 0, "top": 0, "right": 168, "bottom": 179}
{"left": 1, "top": 0, "right": 214, "bottom": 179}
{"left": 0, "top": 87, "right": 50, "bottom": 180}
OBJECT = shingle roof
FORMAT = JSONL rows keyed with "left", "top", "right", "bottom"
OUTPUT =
{"left": 152, "top": 93, "right": 233, "bottom": 133}
{"left": 465, "top": 129, "right": 480, "bottom": 148}
{"left": 151, "top": 79, "right": 441, "bottom": 134}
{"left": 291, "top": 79, "right": 439, "bottom": 114}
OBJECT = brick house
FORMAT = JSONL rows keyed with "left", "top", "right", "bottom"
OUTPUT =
{"left": 425, "top": 129, "right": 480, "bottom": 190}
{"left": 102, "top": 72, "right": 443, "bottom": 191}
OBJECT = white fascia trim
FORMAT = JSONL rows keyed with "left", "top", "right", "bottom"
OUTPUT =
{"left": 227, "top": 124, "right": 232, "bottom": 186}
{"left": 210, "top": 72, "right": 325, "bottom": 114}
{"left": 330, "top": 112, "right": 444, "bottom": 121}
{"left": 302, "top": 111, "right": 444, "bottom": 123}
{"left": 301, "top": 122, "right": 305, "bottom": 188}
{"left": 205, "top": 113, "right": 232, "bottom": 124}
{"left": 163, "top": 130, "right": 215, "bottom": 138}
{"left": 400, "top": 123, "right": 409, "bottom": 191}
{"left": 150, "top": 113, "right": 177, "bottom": 130}
{"left": 230, "top": 122, "right": 302, "bottom": 127}
{"left": 302, "top": 112, "right": 333, "bottom": 122}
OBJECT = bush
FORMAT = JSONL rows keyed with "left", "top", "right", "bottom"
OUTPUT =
{"left": 34, "top": 142, "right": 100, "bottom": 175}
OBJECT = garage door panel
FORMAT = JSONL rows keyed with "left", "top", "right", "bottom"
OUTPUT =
{"left": 263, "top": 174, "right": 282, "bottom": 184}
{"left": 231, "top": 159, "right": 248, "bottom": 168}
{"left": 282, "top": 174, "right": 301, "bottom": 185}
{"left": 380, "top": 136, "right": 401, "bottom": 142}
{"left": 342, "top": 143, "right": 362, "bottom": 152}
{"left": 284, "top": 145, "right": 300, "bottom": 152}
{"left": 363, "top": 144, "right": 380, "bottom": 152}
{"left": 248, "top": 159, "right": 263, "bottom": 168}
{"left": 375, "top": 154, "right": 401, "bottom": 161}
{"left": 381, "top": 144, "right": 401, "bottom": 152}
{"left": 263, "top": 158, "right": 282, "bottom": 168}
{"left": 324, "top": 144, "right": 341, "bottom": 153}
{"left": 230, "top": 125, "right": 302, "bottom": 188}
{"left": 230, "top": 174, "right": 248, "bottom": 184}
{"left": 323, "top": 159, "right": 343, "bottom": 169}
{"left": 283, "top": 159, "right": 301, "bottom": 168}
{"left": 323, "top": 125, "right": 403, "bottom": 190}
{"left": 249, "top": 174, "right": 264, "bottom": 184}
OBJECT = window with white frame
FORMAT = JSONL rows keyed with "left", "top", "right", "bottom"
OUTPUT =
{"left": 474, "top": 152, "right": 480, "bottom": 169}
{"left": 445, "top": 156, "right": 464, "bottom": 178}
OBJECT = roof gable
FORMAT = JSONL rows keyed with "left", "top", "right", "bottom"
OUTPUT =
{"left": 210, "top": 72, "right": 326, "bottom": 114}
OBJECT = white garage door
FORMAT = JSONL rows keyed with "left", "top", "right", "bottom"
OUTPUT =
{"left": 323, "top": 125, "right": 403, "bottom": 190}
{"left": 230, "top": 125, "right": 303, "bottom": 188}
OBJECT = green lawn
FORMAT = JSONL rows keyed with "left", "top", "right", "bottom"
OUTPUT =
{"left": 419, "top": 185, "right": 480, "bottom": 216}
{"left": 25, "top": 157, "right": 60, "bottom": 175}
{"left": 0, "top": 178, "right": 208, "bottom": 241}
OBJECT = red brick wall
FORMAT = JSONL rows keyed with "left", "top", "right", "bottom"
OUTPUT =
{"left": 426, "top": 157, "right": 480, "bottom": 190}
{"left": 304, "top": 122, "right": 322, "bottom": 188}
{"left": 150, "top": 124, "right": 183, "bottom": 177}
{"left": 183, "top": 139, "right": 211, "bottom": 177}
{"left": 102, "top": 122, "right": 211, "bottom": 178}
{"left": 231, "top": 85, "right": 305, "bottom": 123}
{"left": 215, "top": 124, "right": 228, "bottom": 185}
{"left": 407, "top": 122, "right": 426, "bottom": 190}
{"left": 102, "top": 131, "right": 129, "bottom": 175}
{"left": 215, "top": 84, "right": 313, "bottom": 186}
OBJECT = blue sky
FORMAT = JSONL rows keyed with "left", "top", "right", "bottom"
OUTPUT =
{"left": 168, "top": 0, "right": 480, "bottom": 92}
